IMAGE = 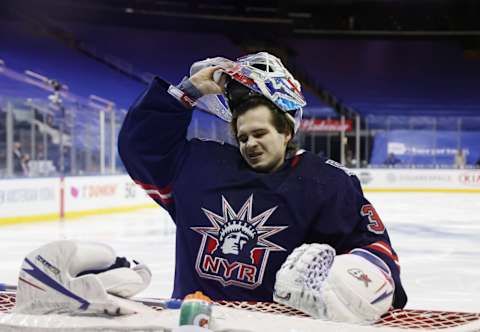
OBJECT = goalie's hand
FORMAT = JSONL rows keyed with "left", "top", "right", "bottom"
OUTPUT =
{"left": 189, "top": 65, "right": 230, "bottom": 96}
{"left": 274, "top": 244, "right": 394, "bottom": 323}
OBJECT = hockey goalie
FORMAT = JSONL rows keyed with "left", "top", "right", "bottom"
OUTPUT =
{"left": 0, "top": 52, "right": 409, "bottom": 331}
{"left": 116, "top": 51, "right": 407, "bottom": 324}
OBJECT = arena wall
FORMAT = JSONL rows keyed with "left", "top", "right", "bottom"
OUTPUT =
{"left": 1, "top": 170, "right": 479, "bottom": 225}
{"left": 0, "top": 175, "right": 155, "bottom": 225}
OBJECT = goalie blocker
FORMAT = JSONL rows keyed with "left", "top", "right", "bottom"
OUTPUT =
{"left": 274, "top": 243, "right": 394, "bottom": 323}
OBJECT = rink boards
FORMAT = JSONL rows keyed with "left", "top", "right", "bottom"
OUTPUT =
{"left": 0, "top": 175, "right": 155, "bottom": 225}
{"left": 0, "top": 169, "right": 479, "bottom": 225}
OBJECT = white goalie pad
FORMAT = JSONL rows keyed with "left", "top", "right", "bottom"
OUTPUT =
{"left": 15, "top": 240, "right": 153, "bottom": 316}
{"left": 274, "top": 244, "right": 394, "bottom": 323}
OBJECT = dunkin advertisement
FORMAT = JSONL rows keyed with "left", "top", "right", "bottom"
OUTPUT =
{"left": 0, "top": 175, "right": 154, "bottom": 223}
{"left": 64, "top": 175, "right": 152, "bottom": 213}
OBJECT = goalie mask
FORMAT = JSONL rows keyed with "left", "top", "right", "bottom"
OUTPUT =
{"left": 191, "top": 52, "right": 307, "bottom": 133}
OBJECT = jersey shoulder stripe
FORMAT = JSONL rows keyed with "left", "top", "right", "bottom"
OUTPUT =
{"left": 324, "top": 159, "right": 355, "bottom": 176}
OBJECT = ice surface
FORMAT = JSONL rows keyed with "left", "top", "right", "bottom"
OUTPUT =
{"left": 1, "top": 192, "right": 479, "bottom": 312}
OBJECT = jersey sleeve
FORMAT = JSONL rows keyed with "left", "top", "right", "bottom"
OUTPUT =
{"left": 118, "top": 77, "right": 193, "bottom": 218}
{"left": 309, "top": 170, "right": 407, "bottom": 309}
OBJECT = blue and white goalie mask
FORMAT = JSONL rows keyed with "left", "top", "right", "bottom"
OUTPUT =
{"left": 190, "top": 52, "right": 307, "bottom": 133}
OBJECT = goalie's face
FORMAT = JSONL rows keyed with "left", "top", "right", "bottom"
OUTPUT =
{"left": 236, "top": 106, "right": 291, "bottom": 173}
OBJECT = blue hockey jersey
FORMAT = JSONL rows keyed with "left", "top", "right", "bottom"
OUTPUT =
{"left": 118, "top": 77, "right": 407, "bottom": 308}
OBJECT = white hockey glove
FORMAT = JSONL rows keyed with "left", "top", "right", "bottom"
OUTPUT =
{"left": 15, "top": 240, "right": 153, "bottom": 316}
{"left": 274, "top": 244, "right": 395, "bottom": 323}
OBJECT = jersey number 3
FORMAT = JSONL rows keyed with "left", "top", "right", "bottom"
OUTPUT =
{"left": 361, "top": 204, "right": 385, "bottom": 234}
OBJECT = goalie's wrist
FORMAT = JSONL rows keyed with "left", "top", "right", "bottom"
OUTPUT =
{"left": 180, "top": 77, "right": 203, "bottom": 100}
{"left": 178, "top": 76, "right": 204, "bottom": 99}
{"left": 168, "top": 85, "right": 197, "bottom": 108}
{"left": 167, "top": 77, "right": 203, "bottom": 109}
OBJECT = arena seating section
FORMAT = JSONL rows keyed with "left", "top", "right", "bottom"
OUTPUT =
{"left": 289, "top": 38, "right": 480, "bottom": 165}
{"left": 1, "top": 19, "right": 479, "bottom": 168}
{"left": 289, "top": 38, "right": 480, "bottom": 117}
{"left": 0, "top": 21, "right": 146, "bottom": 107}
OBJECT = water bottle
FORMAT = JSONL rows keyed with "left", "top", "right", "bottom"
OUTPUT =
{"left": 178, "top": 291, "right": 213, "bottom": 329}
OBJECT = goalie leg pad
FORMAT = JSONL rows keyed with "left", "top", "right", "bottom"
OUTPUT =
{"left": 15, "top": 240, "right": 153, "bottom": 316}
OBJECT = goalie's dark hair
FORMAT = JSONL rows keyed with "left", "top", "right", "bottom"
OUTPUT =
{"left": 230, "top": 96, "right": 298, "bottom": 155}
